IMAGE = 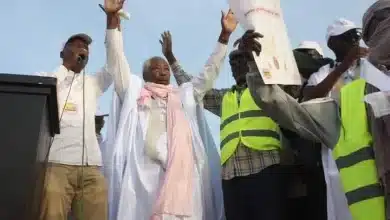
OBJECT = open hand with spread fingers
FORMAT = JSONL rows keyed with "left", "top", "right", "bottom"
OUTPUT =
{"left": 160, "top": 31, "right": 173, "bottom": 58}
{"left": 221, "top": 9, "right": 238, "bottom": 34}
{"left": 218, "top": 9, "right": 238, "bottom": 44}
{"left": 234, "top": 30, "right": 264, "bottom": 56}
{"left": 159, "top": 31, "right": 177, "bottom": 65}
{"left": 104, "top": 0, "right": 126, "bottom": 14}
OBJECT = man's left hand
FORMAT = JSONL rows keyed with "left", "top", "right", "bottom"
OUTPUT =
{"left": 221, "top": 9, "right": 238, "bottom": 34}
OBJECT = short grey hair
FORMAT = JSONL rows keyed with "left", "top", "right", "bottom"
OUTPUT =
{"left": 142, "top": 56, "right": 166, "bottom": 81}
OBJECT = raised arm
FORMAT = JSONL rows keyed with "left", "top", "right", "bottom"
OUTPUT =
{"left": 160, "top": 34, "right": 228, "bottom": 116}
{"left": 162, "top": 10, "right": 236, "bottom": 102}
{"left": 159, "top": 31, "right": 193, "bottom": 86}
{"left": 169, "top": 61, "right": 230, "bottom": 116}
{"left": 162, "top": 33, "right": 228, "bottom": 92}
{"left": 159, "top": 33, "right": 200, "bottom": 90}
{"left": 239, "top": 31, "right": 338, "bottom": 148}
{"left": 302, "top": 46, "right": 368, "bottom": 101}
{"left": 161, "top": 37, "right": 227, "bottom": 117}
{"left": 95, "top": 0, "right": 131, "bottom": 101}
{"left": 246, "top": 72, "right": 340, "bottom": 148}
{"left": 190, "top": 32, "right": 229, "bottom": 102}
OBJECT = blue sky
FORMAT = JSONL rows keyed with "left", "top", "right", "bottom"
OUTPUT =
{"left": 0, "top": 0, "right": 375, "bottom": 142}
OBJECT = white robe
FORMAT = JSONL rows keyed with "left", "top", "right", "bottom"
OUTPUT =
{"left": 100, "top": 29, "right": 228, "bottom": 220}
{"left": 321, "top": 147, "right": 352, "bottom": 220}
{"left": 102, "top": 75, "right": 225, "bottom": 220}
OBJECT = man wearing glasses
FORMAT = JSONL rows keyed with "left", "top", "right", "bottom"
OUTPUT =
{"left": 301, "top": 18, "right": 368, "bottom": 102}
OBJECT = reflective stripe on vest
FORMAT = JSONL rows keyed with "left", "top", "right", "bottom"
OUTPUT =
{"left": 220, "top": 88, "right": 281, "bottom": 165}
{"left": 334, "top": 79, "right": 385, "bottom": 220}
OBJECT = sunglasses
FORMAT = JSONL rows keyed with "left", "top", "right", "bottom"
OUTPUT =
{"left": 338, "top": 29, "right": 362, "bottom": 42}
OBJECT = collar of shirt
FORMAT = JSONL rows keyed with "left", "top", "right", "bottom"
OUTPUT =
{"left": 55, "top": 65, "right": 80, "bottom": 83}
{"left": 58, "top": 65, "right": 74, "bottom": 75}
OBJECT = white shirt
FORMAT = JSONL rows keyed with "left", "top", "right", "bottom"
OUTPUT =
{"left": 38, "top": 29, "right": 125, "bottom": 166}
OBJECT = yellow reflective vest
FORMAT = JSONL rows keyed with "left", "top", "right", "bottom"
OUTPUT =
{"left": 334, "top": 79, "right": 385, "bottom": 220}
{"left": 220, "top": 88, "right": 281, "bottom": 165}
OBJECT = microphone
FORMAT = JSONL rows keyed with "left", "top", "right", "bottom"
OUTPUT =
{"left": 76, "top": 48, "right": 88, "bottom": 64}
{"left": 77, "top": 54, "right": 87, "bottom": 64}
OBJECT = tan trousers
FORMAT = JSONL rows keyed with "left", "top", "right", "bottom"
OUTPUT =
{"left": 40, "top": 163, "right": 108, "bottom": 220}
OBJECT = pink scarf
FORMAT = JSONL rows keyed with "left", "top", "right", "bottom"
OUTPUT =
{"left": 138, "top": 82, "right": 194, "bottom": 219}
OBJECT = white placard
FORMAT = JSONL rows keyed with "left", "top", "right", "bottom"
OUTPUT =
{"left": 228, "top": 0, "right": 301, "bottom": 85}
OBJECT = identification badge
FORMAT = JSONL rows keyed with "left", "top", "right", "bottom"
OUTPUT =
{"left": 64, "top": 102, "right": 77, "bottom": 112}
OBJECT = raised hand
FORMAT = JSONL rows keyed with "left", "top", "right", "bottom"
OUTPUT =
{"left": 159, "top": 31, "right": 176, "bottom": 64}
{"left": 221, "top": 9, "right": 238, "bottom": 34}
{"left": 234, "top": 30, "right": 263, "bottom": 56}
{"left": 104, "top": 0, "right": 125, "bottom": 14}
{"left": 159, "top": 31, "right": 173, "bottom": 58}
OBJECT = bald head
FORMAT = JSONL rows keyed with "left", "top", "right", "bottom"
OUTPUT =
{"left": 142, "top": 56, "right": 171, "bottom": 85}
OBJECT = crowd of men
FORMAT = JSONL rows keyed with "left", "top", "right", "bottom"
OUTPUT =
{"left": 37, "top": 0, "right": 390, "bottom": 219}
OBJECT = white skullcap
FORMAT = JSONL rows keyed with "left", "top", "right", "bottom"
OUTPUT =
{"left": 296, "top": 41, "right": 324, "bottom": 56}
{"left": 326, "top": 18, "right": 358, "bottom": 42}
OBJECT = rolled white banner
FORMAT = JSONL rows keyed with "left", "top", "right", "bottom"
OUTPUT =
{"left": 228, "top": 0, "right": 301, "bottom": 85}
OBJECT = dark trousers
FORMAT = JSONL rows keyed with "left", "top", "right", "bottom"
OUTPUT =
{"left": 282, "top": 128, "right": 327, "bottom": 220}
{"left": 287, "top": 165, "right": 327, "bottom": 220}
{"left": 303, "top": 164, "right": 327, "bottom": 220}
{"left": 288, "top": 196, "right": 307, "bottom": 220}
{"left": 222, "top": 165, "right": 288, "bottom": 220}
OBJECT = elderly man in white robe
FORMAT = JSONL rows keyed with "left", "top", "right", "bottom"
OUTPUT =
{"left": 102, "top": 7, "right": 238, "bottom": 220}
